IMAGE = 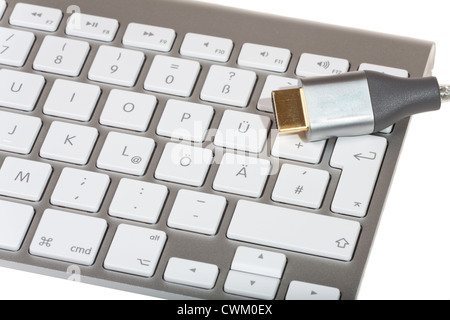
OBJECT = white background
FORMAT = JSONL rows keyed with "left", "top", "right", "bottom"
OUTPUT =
{"left": 1, "top": 0, "right": 450, "bottom": 300}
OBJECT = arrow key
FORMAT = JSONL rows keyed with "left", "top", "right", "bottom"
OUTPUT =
{"left": 164, "top": 258, "right": 219, "bottom": 290}
{"left": 231, "top": 246, "right": 286, "bottom": 279}
{"left": 224, "top": 270, "right": 280, "bottom": 300}
{"left": 286, "top": 281, "right": 340, "bottom": 300}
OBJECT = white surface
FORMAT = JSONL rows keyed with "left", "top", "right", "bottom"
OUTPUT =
{"left": 33, "top": 36, "right": 90, "bottom": 77}
{"left": 1, "top": 0, "right": 449, "bottom": 301}
{"left": 271, "top": 133, "right": 326, "bottom": 164}
{"left": 100, "top": 90, "right": 157, "bottom": 132}
{"left": 201, "top": 65, "right": 257, "bottom": 107}
{"left": 286, "top": 281, "right": 341, "bottom": 300}
{"left": 30, "top": 210, "right": 107, "bottom": 266}
{"left": 231, "top": 246, "right": 286, "bottom": 279}
{"left": 167, "top": 189, "right": 227, "bottom": 235}
{"left": 330, "top": 136, "right": 388, "bottom": 217}
{"left": 296, "top": 53, "right": 350, "bottom": 77}
{"left": 43, "top": 80, "right": 101, "bottom": 121}
{"left": 214, "top": 110, "right": 271, "bottom": 153}
{"left": 144, "top": 55, "right": 201, "bottom": 97}
{"left": 272, "top": 164, "right": 330, "bottom": 209}
{"left": 40, "top": 121, "right": 98, "bottom": 165}
{"left": 66, "top": 13, "right": 118, "bottom": 42}
{"left": 0, "top": 69, "right": 45, "bottom": 111}
{"left": 228, "top": 200, "right": 361, "bottom": 261}
{"left": 0, "top": 111, "right": 41, "bottom": 154}
{"left": 88, "top": 46, "right": 145, "bottom": 87}
{"left": 180, "top": 33, "right": 233, "bottom": 62}
{"left": 0, "top": 157, "right": 52, "bottom": 202}
{"left": 157, "top": 99, "right": 214, "bottom": 143}
{"left": 0, "top": 27, "right": 35, "bottom": 67}
{"left": 164, "top": 258, "right": 219, "bottom": 290}
{"left": 213, "top": 153, "right": 272, "bottom": 198}
{"left": 104, "top": 224, "right": 166, "bottom": 278}
{"left": 109, "top": 178, "right": 168, "bottom": 224}
{"left": 0, "top": 200, "right": 34, "bottom": 251}
{"left": 123, "top": 23, "right": 176, "bottom": 52}
{"left": 51, "top": 168, "right": 110, "bottom": 213}
{"left": 238, "top": 43, "right": 291, "bottom": 73}
{"left": 0, "top": 1, "right": 5, "bottom": 20}
{"left": 155, "top": 142, "right": 213, "bottom": 187}
{"left": 9, "top": 3, "right": 62, "bottom": 32}
{"left": 224, "top": 270, "right": 280, "bottom": 300}
{"left": 97, "top": 132, "right": 155, "bottom": 176}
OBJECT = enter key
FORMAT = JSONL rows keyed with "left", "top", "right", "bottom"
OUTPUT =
{"left": 330, "top": 136, "right": 387, "bottom": 218}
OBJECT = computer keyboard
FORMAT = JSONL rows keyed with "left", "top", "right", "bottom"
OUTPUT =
{"left": 0, "top": 0, "right": 437, "bottom": 300}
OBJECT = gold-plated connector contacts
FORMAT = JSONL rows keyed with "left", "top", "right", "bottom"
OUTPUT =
{"left": 272, "top": 88, "right": 310, "bottom": 134}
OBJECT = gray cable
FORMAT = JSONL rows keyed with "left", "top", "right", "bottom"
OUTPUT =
{"left": 440, "top": 84, "right": 450, "bottom": 103}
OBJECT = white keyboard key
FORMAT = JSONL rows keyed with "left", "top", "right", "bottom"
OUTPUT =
{"left": 0, "top": 200, "right": 34, "bottom": 252}
{"left": 271, "top": 133, "right": 326, "bottom": 165}
{"left": 380, "top": 125, "right": 394, "bottom": 134}
{"left": 88, "top": 46, "right": 145, "bottom": 87}
{"left": 359, "top": 63, "right": 409, "bottom": 78}
{"left": 104, "top": 224, "right": 167, "bottom": 277}
{"left": 0, "top": 1, "right": 6, "bottom": 20}
{"left": 228, "top": 200, "right": 361, "bottom": 262}
{"left": 167, "top": 190, "right": 227, "bottom": 235}
{"left": 30, "top": 209, "right": 107, "bottom": 266}
{"left": 10, "top": 3, "right": 62, "bottom": 32}
{"left": 43, "top": 79, "right": 101, "bottom": 121}
{"left": 157, "top": 99, "right": 214, "bottom": 143}
{"left": 215, "top": 110, "right": 271, "bottom": 154}
{"left": 97, "top": 132, "right": 155, "bottom": 176}
{"left": 123, "top": 23, "right": 176, "bottom": 52}
{"left": 33, "top": 36, "right": 90, "bottom": 77}
{"left": 257, "top": 75, "right": 300, "bottom": 112}
{"left": 109, "top": 179, "right": 168, "bottom": 224}
{"left": 213, "top": 153, "right": 271, "bottom": 198}
{"left": 0, "top": 157, "right": 52, "bottom": 202}
{"left": 155, "top": 143, "right": 213, "bottom": 187}
{"left": 238, "top": 43, "right": 291, "bottom": 73}
{"left": 272, "top": 164, "right": 330, "bottom": 209}
{"left": 0, "top": 111, "right": 42, "bottom": 154}
{"left": 164, "top": 258, "right": 219, "bottom": 290}
{"left": 40, "top": 121, "right": 98, "bottom": 165}
{"left": 51, "top": 168, "right": 110, "bottom": 213}
{"left": 66, "top": 13, "right": 119, "bottom": 42}
{"left": 180, "top": 33, "right": 233, "bottom": 62}
{"left": 144, "top": 55, "right": 201, "bottom": 97}
{"left": 0, "top": 69, "right": 45, "bottom": 111}
{"left": 201, "top": 65, "right": 257, "bottom": 107}
{"left": 231, "top": 247, "right": 286, "bottom": 279}
{"left": 224, "top": 270, "right": 280, "bottom": 300}
{"left": 286, "top": 281, "right": 341, "bottom": 300}
{"left": 0, "top": 27, "right": 35, "bottom": 67}
{"left": 100, "top": 90, "right": 157, "bottom": 132}
{"left": 330, "top": 136, "right": 387, "bottom": 218}
{"left": 296, "top": 53, "right": 349, "bottom": 77}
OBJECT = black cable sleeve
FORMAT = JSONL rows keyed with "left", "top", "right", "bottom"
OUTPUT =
{"left": 365, "top": 71, "right": 441, "bottom": 132}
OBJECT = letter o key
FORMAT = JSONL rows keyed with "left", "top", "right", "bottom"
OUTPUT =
{"left": 123, "top": 102, "right": 135, "bottom": 113}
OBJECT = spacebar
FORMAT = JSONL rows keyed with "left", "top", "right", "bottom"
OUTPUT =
{"left": 227, "top": 201, "right": 361, "bottom": 262}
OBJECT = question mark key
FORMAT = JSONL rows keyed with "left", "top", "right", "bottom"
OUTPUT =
{"left": 201, "top": 65, "right": 257, "bottom": 108}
